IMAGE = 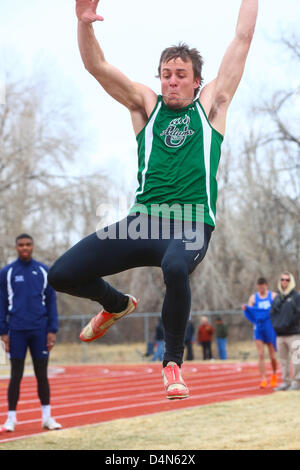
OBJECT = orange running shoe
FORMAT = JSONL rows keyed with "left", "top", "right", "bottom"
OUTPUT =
{"left": 79, "top": 295, "right": 138, "bottom": 342}
{"left": 162, "top": 362, "right": 189, "bottom": 400}
{"left": 259, "top": 379, "right": 268, "bottom": 389}
{"left": 270, "top": 374, "right": 278, "bottom": 388}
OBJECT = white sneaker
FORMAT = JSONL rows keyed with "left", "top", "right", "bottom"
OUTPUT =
{"left": 2, "top": 418, "right": 17, "bottom": 432}
{"left": 287, "top": 381, "right": 300, "bottom": 391}
{"left": 42, "top": 417, "right": 62, "bottom": 430}
{"left": 274, "top": 382, "right": 290, "bottom": 391}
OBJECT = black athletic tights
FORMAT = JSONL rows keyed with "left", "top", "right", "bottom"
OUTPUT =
{"left": 49, "top": 215, "right": 213, "bottom": 366}
{"left": 8, "top": 358, "right": 49, "bottom": 410}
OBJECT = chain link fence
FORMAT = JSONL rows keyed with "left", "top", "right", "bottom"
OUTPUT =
{"left": 56, "top": 310, "right": 253, "bottom": 362}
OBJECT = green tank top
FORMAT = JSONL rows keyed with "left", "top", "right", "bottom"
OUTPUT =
{"left": 129, "top": 95, "right": 223, "bottom": 226}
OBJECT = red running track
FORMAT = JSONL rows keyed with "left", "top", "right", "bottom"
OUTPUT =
{"left": 0, "top": 362, "right": 276, "bottom": 444}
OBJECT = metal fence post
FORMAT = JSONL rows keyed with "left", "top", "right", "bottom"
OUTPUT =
{"left": 81, "top": 316, "right": 87, "bottom": 364}
{"left": 144, "top": 315, "right": 149, "bottom": 346}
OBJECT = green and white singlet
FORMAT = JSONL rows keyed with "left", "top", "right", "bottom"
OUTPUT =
{"left": 129, "top": 95, "right": 223, "bottom": 226}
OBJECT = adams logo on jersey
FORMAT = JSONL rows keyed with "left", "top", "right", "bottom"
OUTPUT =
{"left": 160, "top": 115, "right": 195, "bottom": 148}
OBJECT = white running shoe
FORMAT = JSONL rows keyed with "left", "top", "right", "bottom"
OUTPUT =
{"left": 287, "top": 381, "right": 300, "bottom": 391}
{"left": 42, "top": 417, "right": 62, "bottom": 430}
{"left": 1, "top": 418, "right": 17, "bottom": 432}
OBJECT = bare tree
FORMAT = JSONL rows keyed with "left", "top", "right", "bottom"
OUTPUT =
{"left": 0, "top": 71, "right": 114, "bottom": 320}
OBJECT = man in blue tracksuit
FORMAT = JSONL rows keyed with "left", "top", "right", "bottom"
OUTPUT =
{"left": 0, "top": 234, "right": 61, "bottom": 432}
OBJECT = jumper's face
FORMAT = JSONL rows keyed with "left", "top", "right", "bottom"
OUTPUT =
{"left": 257, "top": 283, "right": 268, "bottom": 296}
{"left": 16, "top": 238, "right": 33, "bottom": 261}
{"left": 160, "top": 57, "right": 200, "bottom": 109}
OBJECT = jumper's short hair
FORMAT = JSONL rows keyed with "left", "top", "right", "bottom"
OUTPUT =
{"left": 158, "top": 42, "right": 204, "bottom": 97}
{"left": 15, "top": 233, "right": 33, "bottom": 244}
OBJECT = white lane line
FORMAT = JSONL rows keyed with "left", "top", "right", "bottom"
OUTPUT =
{"left": 0, "top": 375, "right": 273, "bottom": 419}
{"left": 0, "top": 386, "right": 263, "bottom": 445}
{"left": 0, "top": 365, "right": 267, "bottom": 396}
{"left": 0, "top": 369, "right": 269, "bottom": 401}
{"left": 0, "top": 382, "right": 269, "bottom": 435}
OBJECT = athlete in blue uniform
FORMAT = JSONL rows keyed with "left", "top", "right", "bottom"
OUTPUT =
{"left": 243, "top": 277, "right": 277, "bottom": 388}
{"left": 0, "top": 234, "right": 61, "bottom": 432}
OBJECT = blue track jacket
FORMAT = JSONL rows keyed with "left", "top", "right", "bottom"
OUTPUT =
{"left": 0, "top": 258, "right": 58, "bottom": 335}
{"left": 244, "top": 305, "right": 271, "bottom": 324}
{"left": 244, "top": 291, "right": 274, "bottom": 324}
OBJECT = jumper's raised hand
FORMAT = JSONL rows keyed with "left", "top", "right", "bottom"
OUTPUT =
{"left": 76, "top": 0, "right": 104, "bottom": 24}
